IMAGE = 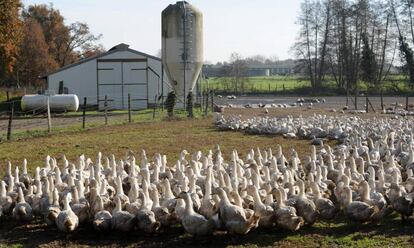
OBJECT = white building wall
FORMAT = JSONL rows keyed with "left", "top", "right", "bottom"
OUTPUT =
{"left": 148, "top": 58, "right": 174, "bottom": 104}
{"left": 48, "top": 59, "right": 98, "bottom": 105}
{"left": 100, "top": 51, "right": 147, "bottom": 60}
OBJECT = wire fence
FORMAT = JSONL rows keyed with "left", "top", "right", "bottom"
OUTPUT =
{"left": 213, "top": 94, "right": 413, "bottom": 109}
{"left": 2, "top": 91, "right": 412, "bottom": 142}
{"left": 0, "top": 91, "right": 218, "bottom": 142}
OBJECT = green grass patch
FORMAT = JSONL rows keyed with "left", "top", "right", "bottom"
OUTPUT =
{"left": 201, "top": 75, "right": 414, "bottom": 96}
{"left": 0, "top": 108, "right": 207, "bottom": 142}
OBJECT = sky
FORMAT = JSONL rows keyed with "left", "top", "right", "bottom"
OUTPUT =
{"left": 22, "top": 0, "right": 302, "bottom": 63}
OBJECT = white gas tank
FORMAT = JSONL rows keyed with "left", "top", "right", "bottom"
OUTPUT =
{"left": 21, "top": 94, "right": 80, "bottom": 112}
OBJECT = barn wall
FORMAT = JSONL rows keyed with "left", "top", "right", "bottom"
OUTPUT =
{"left": 148, "top": 58, "right": 173, "bottom": 104}
{"left": 47, "top": 48, "right": 177, "bottom": 110}
{"left": 48, "top": 59, "right": 98, "bottom": 105}
{"left": 100, "top": 51, "right": 147, "bottom": 60}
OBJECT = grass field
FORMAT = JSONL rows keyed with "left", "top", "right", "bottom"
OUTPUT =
{"left": 0, "top": 88, "right": 29, "bottom": 102}
{"left": 0, "top": 112, "right": 314, "bottom": 176}
{"left": 0, "top": 109, "right": 206, "bottom": 142}
{"left": 1, "top": 110, "right": 414, "bottom": 247}
{"left": 203, "top": 75, "right": 309, "bottom": 93}
{"left": 202, "top": 75, "right": 413, "bottom": 95}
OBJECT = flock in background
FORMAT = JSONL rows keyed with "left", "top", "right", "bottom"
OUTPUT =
{"left": 1, "top": 111, "right": 414, "bottom": 236}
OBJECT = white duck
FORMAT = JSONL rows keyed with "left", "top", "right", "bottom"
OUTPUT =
{"left": 0, "top": 180, "right": 13, "bottom": 215}
{"left": 177, "top": 192, "right": 216, "bottom": 236}
{"left": 93, "top": 195, "right": 112, "bottom": 232}
{"left": 272, "top": 188, "right": 303, "bottom": 231}
{"left": 45, "top": 188, "right": 61, "bottom": 226}
{"left": 343, "top": 187, "right": 377, "bottom": 223}
{"left": 12, "top": 187, "right": 33, "bottom": 222}
{"left": 111, "top": 196, "right": 136, "bottom": 232}
{"left": 56, "top": 193, "right": 79, "bottom": 232}
{"left": 215, "top": 188, "right": 259, "bottom": 235}
{"left": 136, "top": 191, "right": 160, "bottom": 234}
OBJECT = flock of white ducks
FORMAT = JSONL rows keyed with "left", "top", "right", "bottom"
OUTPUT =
{"left": 215, "top": 113, "right": 414, "bottom": 142}
{"left": 1, "top": 130, "right": 414, "bottom": 236}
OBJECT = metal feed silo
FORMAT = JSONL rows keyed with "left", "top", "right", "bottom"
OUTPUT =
{"left": 162, "top": 1, "right": 203, "bottom": 107}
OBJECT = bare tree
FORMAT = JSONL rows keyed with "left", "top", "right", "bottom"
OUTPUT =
{"left": 294, "top": 0, "right": 398, "bottom": 95}
{"left": 229, "top": 53, "right": 248, "bottom": 94}
{"left": 293, "top": 0, "right": 330, "bottom": 90}
{"left": 58, "top": 22, "right": 103, "bottom": 66}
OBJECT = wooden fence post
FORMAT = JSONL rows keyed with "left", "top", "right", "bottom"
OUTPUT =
{"left": 406, "top": 96, "right": 409, "bottom": 111}
{"left": 210, "top": 91, "right": 214, "bottom": 112}
{"left": 82, "top": 97, "right": 87, "bottom": 129}
{"left": 104, "top": 95, "right": 108, "bottom": 125}
{"left": 368, "top": 99, "right": 376, "bottom": 113}
{"left": 7, "top": 102, "right": 14, "bottom": 141}
{"left": 128, "top": 94, "right": 132, "bottom": 123}
{"left": 6, "top": 91, "right": 10, "bottom": 102}
{"left": 47, "top": 97, "right": 52, "bottom": 132}
{"left": 200, "top": 92, "right": 203, "bottom": 113}
{"left": 380, "top": 90, "right": 384, "bottom": 110}
{"left": 204, "top": 91, "right": 209, "bottom": 116}
{"left": 366, "top": 97, "right": 369, "bottom": 113}
{"left": 355, "top": 94, "right": 358, "bottom": 110}
{"left": 201, "top": 91, "right": 204, "bottom": 110}
{"left": 153, "top": 95, "right": 157, "bottom": 120}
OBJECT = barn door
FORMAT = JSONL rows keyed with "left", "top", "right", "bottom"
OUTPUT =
{"left": 98, "top": 62, "right": 123, "bottom": 110}
{"left": 97, "top": 59, "right": 148, "bottom": 110}
{"left": 123, "top": 62, "right": 148, "bottom": 109}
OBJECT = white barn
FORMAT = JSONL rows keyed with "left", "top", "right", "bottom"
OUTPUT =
{"left": 45, "top": 43, "right": 173, "bottom": 110}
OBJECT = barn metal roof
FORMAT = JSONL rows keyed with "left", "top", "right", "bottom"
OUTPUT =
{"left": 42, "top": 43, "right": 161, "bottom": 78}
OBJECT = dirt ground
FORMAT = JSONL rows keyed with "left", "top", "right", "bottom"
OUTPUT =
{"left": 1, "top": 215, "right": 414, "bottom": 248}
{"left": 0, "top": 112, "right": 143, "bottom": 139}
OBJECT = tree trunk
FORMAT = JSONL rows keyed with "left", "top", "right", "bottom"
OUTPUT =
{"left": 318, "top": 1, "right": 331, "bottom": 88}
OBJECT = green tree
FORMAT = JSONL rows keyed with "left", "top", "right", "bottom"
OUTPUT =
{"left": 360, "top": 32, "right": 377, "bottom": 88}
{"left": 399, "top": 36, "right": 414, "bottom": 89}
